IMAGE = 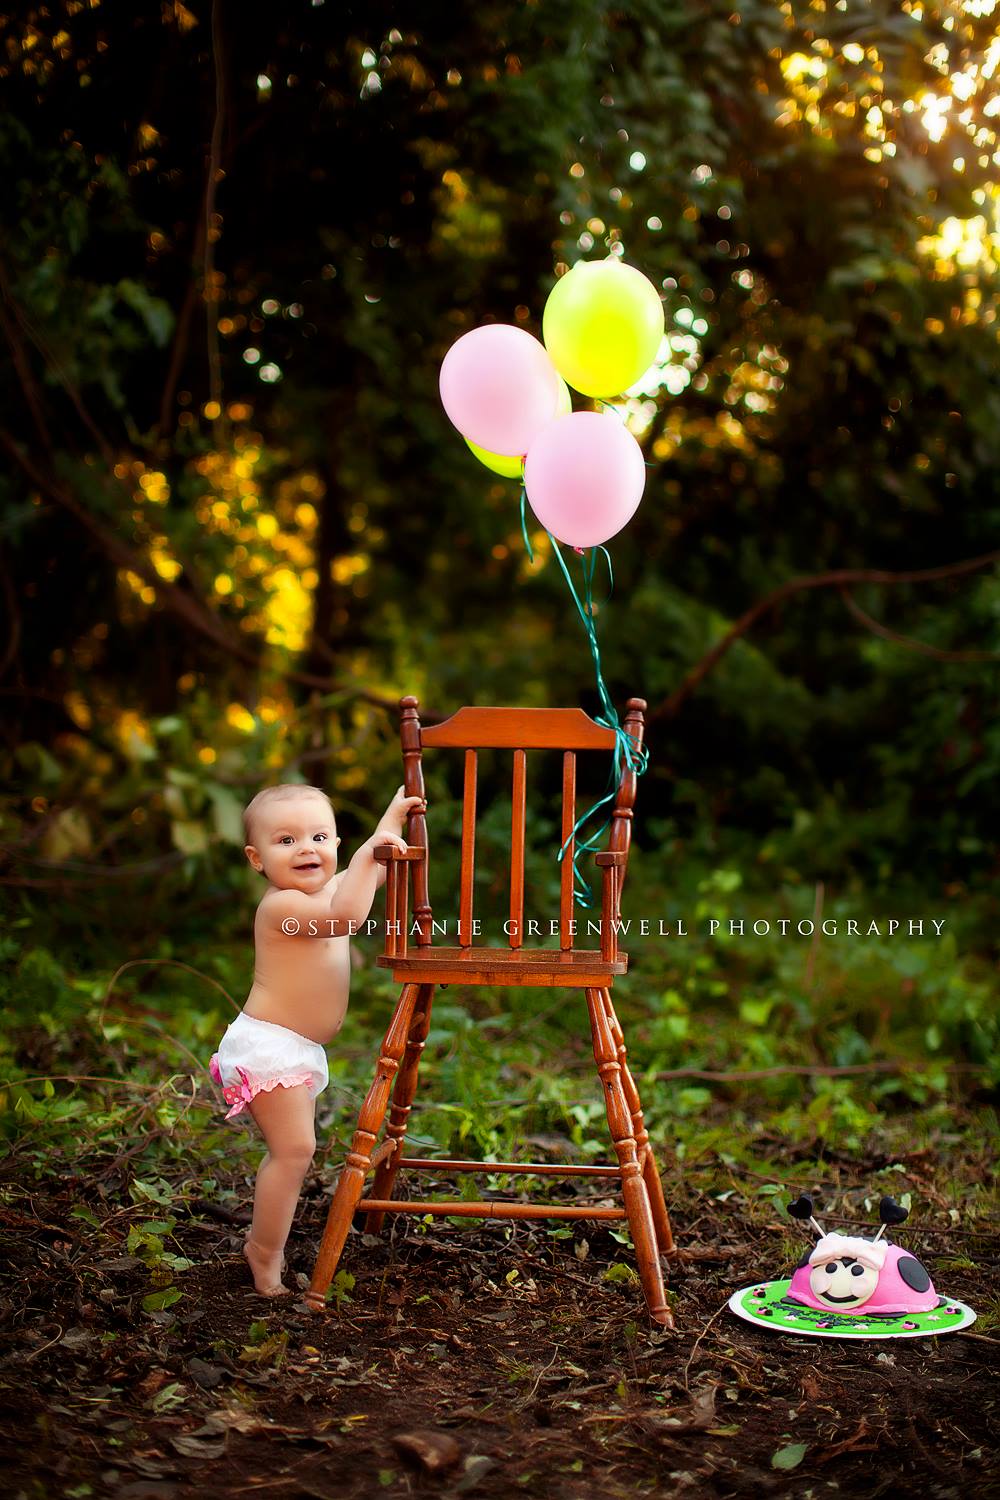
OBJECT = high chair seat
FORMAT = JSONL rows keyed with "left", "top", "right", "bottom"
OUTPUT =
{"left": 375, "top": 946, "right": 627, "bottom": 986}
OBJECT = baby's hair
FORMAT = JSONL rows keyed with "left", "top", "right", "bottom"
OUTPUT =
{"left": 243, "top": 784, "right": 335, "bottom": 845}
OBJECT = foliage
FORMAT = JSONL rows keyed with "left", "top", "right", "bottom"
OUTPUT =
{"left": 0, "top": 1, "right": 996, "bottom": 1182}
{"left": 1, "top": 0, "right": 998, "bottom": 877}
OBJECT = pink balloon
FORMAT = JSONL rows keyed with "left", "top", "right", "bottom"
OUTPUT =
{"left": 523, "top": 412, "right": 646, "bottom": 548}
{"left": 439, "top": 324, "right": 562, "bottom": 455}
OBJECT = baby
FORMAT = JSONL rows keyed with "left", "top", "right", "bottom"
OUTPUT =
{"left": 209, "top": 780, "right": 425, "bottom": 1296}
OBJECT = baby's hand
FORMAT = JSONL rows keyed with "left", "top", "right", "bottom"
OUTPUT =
{"left": 382, "top": 785, "right": 427, "bottom": 831}
{"left": 357, "top": 831, "right": 408, "bottom": 863}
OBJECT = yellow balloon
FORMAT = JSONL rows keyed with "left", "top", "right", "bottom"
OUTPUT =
{"left": 543, "top": 259, "right": 665, "bottom": 399}
{"left": 464, "top": 379, "right": 572, "bottom": 477}
{"left": 464, "top": 439, "right": 524, "bottom": 478}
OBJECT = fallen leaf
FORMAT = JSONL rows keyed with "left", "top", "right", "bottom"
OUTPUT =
{"left": 772, "top": 1442, "right": 808, "bottom": 1471}
{"left": 169, "top": 1434, "right": 226, "bottom": 1460}
{"left": 391, "top": 1429, "right": 462, "bottom": 1474}
{"left": 201, "top": 1407, "right": 269, "bottom": 1436}
{"left": 137, "top": 1370, "right": 170, "bottom": 1398}
{"left": 688, "top": 1384, "right": 718, "bottom": 1428}
{"left": 186, "top": 1356, "right": 229, "bottom": 1389}
{"left": 59, "top": 1327, "right": 95, "bottom": 1350}
{"left": 643, "top": 1384, "right": 719, "bottom": 1435}
{"left": 454, "top": 1455, "right": 496, "bottom": 1492}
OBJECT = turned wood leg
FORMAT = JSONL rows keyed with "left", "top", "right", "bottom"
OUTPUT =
{"left": 601, "top": 989, "right": 675, "bottom": 1254}
{"left": 306, "top": 983, "right": 422, "bottom": 1312}
{"left": 365, "top": 983, "right": 436, "bottom": 1232}
{"left": 587, "top": 988, "right": 674, "bottom": 1329}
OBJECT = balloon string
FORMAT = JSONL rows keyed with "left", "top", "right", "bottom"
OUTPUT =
{"left": 519, "top": 480, "right": 534, "bottom": 564}
{"left": 544, "top": 535, "right": 649, "bottom": 908}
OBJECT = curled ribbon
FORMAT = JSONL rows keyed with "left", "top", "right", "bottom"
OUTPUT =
{"left": 519, "top": 479, "right": 649, "bottom": 906}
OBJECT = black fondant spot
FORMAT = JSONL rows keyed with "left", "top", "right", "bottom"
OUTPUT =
{"left": 897, "top": 1255, "right": 931, "bottom": 1293}
{"left": 796, "top": 1250, "right": 811, "bottom": 1269}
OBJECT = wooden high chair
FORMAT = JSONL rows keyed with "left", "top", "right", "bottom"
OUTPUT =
{"left": 306, "top": 695, "right": 676, "bottom": 1326}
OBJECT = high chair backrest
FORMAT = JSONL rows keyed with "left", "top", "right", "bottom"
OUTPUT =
{"left": 395, "top": 695, "right": 647, "bottom": 951}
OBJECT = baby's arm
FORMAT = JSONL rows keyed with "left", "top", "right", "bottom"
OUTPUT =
{"left": 371, "top": 787, "right": 426, "bottom": 889}
{"left": 329, "top": 832, "right": 408, "bottom": 923}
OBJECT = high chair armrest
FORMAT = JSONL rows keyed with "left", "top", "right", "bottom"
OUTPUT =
{"left": 596, "top": 853, "right": 625, "bottom": 962}
{"left": 378, "top": 849, "right": 422, "bottom": 961}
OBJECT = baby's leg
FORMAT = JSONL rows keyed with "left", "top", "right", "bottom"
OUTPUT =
{"left": 243, "top": 1083, "right": 316, "bottom": 1296}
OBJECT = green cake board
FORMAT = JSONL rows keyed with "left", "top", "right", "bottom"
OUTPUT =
{"left": 728, "top": 1279, "right": 976, "bottom": 1340}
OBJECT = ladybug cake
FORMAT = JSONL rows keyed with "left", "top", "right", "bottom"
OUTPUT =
{"left": 727, "top": 1193, "right": 976, "bottom": 1340}
{"left": 785, "top": 1194, "right": 938, "bottom": 1316}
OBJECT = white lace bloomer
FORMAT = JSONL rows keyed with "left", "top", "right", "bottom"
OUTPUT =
{"left": 208, "top": 1013, "right": 329, "bottom": 1121}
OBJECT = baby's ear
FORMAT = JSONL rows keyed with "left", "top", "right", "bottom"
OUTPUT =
{"left": 336, "top": 836, "right": 342, "bottom": 846}
{"left": 244, "top": 844, "right": 264, "bottom": 872}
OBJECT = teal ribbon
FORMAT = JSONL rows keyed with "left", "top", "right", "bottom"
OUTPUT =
{"left": 519, "top": 482, "right": 649, "bottom": 906}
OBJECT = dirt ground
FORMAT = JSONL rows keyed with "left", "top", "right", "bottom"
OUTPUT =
{"left": 1, "top": 1158, "right": 997, "bottom": 1500}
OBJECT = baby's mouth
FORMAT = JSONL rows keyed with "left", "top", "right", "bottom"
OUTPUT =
{"left": 295, "top": 862, "right": 321, "bottom": 873}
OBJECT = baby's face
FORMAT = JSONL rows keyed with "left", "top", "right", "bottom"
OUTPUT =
{"left": 245, "top": 794, "right": 341, "bottom": 892}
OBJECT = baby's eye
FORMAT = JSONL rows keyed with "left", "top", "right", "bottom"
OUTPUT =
{"left": 313, "top": 833, "right": 327, "bottom": 842}
{"left": 279, "top": 836, "right": 294, "bottom": 845}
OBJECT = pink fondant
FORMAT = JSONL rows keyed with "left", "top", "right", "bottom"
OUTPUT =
{"left": 788, "top": 1241, "right": 937, "bottom": 1315}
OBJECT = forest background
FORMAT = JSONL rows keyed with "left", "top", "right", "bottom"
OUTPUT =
{"left": 0, "top": 2, "right": 998, "bottom": 1488}
{"left": 0, "top": 2, "right": 995, "bottom": 1488}
{"left": 3, "top": 0, "right": 996, "bottom": 1139}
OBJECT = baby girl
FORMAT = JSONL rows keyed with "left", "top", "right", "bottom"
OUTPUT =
{"left": 209, "top": 781, "right": 425, "bottom": 1296}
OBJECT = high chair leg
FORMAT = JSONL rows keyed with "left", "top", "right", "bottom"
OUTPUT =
{"left": 587, "top": 988, "right": 674, "bottom": 1329}
{"left": 365, "top": 983, "right": 437, "bottom": 1231}
{"left": 306, "top": 983, "right": 422, "bottom": 1312}
{"left": 601, "top": 989, "right": 674, "bottom": 1254}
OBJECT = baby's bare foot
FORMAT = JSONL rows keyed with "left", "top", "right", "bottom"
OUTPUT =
{"left": 241, "top": 1231, "right": 286, "bottom": 1272}
{"left": 242, "top": 1238, "right": 289, "bottom": 1297}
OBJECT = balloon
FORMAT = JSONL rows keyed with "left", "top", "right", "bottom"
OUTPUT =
{"left": 463, "top": 378, "right": 572, "bottom": 478}
{"left": 439, "top": 324, "right": 563, "bottom": 455}
{"left": 542, "top": 259, "right": 665, "bottom": 399}
{"left": 464, "top": 441, "right": 523, "bottom": 479}
{"left": 523, "top": 411, "right": 646, "bottom": 548}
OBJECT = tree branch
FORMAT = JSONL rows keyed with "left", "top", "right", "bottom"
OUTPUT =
{"left": 0, "top": 253, "right": 119, "bottom": 468}
{"left": 653, "top": 1061, "right": 988, "bottom": 1081}
{"left": 0, "top": 428, "right": 261, "bottom": 666}
{"left": 156, "top": 270, "right": 202, "bottom": 444}
{"left": 650, "top": 552, "right": 1000, "bottom": 720}
{"left": 204, "top": 0, "right": 228, "bottom": 438}
{"left": 838, "top": 584, "right": 1000, "bottom": 662}
{"left": 0, "top": 430, "right": 409, "bottom": 707}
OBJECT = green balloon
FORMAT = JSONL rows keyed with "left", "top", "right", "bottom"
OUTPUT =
{"left": 543, "top": 259, "right": 665, "bottom": 399}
